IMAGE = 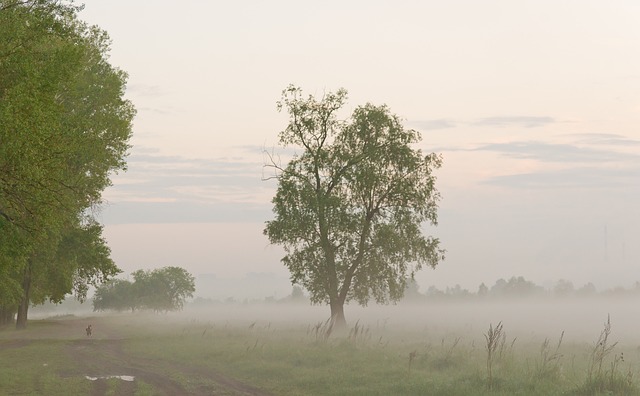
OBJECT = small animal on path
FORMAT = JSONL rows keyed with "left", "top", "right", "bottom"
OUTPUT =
{"left": 86, "top": 324, "right": 92, "bottom": 336}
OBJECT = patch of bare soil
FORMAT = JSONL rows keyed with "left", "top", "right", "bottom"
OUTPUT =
{"left": 60, "top": 317, "right": 270, "bottom": 396}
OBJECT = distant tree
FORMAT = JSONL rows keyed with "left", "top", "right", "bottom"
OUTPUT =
{"left": 190, "top": 296, "right": 214, "bottom": 307}
{"left": 445, "top": 284, "right": 469, "bottom": 299}
{"left": 93, "top": 267, "right": 195, "bottom": 313}
{"left": 132, "top": 267, "right": 195, "bottom": 312}
{"left": 552, "top": 279, "right": 574, "bottom": 297}
{"left": 490, "top": 276, "right": 543, "bottom": 298}
{"left": 264, "top": 86, "right": 444, "bottom": 327}
{"left": 576, "top": 282, "right": 597, "bottom": 297}
{"left": 491, "top": 278, "right": 507, "bottom": 294}
{"left": 290, "top": 285, "right": 306, "bottom": 301}
{"left": 403, "top": 278, "right": 424, "bottom": 301}
{"left": 603, "top": 286, "right": 628, "bottom": 297}
{"left": 92, "top": 279, "right": 137, "bottom": 312}
{"left": 425, "top": 285, "right": 445, "bottom": 300}
{"left": 477, "top": 282, "right": 489, "bottom": 297}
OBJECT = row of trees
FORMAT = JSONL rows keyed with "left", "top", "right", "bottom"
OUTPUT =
{"left": 0, "top": 1, "right": 134, "bottom": 328}
{"left": 93, "top": 267, "right": 196, "bottom": 313}
{"left": 198, "top": 279, "right": 637, "bottom": 306}
{"left": 403, "top": 276, "right": 613, "bottom": 302}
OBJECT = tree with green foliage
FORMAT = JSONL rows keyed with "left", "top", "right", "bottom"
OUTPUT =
{"left": 264, "top": 86, "right": 444, "bottom": 327}
{"left": 93, "top": 267, "right": 196, "bottom": 313}
{"left": 28, "top": 219, "right": 121, "bottom": 306}
{"left": 92, "top": 278, "right": 137, "bottom": 312}
{"left": 0, "top": 0, "right": 134, "bottom": 327}
{"left": 490, "top": 276, "right": 544, "bottom": 298}
{"left": 13, "top": 218, "right": 120, "bottom": 327}
{"left": 133, "top": 267, "right": 196, "bottom": 312}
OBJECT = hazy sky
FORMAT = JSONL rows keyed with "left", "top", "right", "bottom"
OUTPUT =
{"left": 79, "top": 1, "right": 640, "bottom": 294}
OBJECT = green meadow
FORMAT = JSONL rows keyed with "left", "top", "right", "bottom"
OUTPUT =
{"left": 2, "top": 301, "right": 640, "bottom": 395}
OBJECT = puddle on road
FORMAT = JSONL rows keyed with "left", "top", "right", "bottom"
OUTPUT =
{"left": 85, "top": 375, "right": 135, "bottom": 382}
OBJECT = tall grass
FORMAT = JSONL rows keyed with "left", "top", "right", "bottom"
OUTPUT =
{"left": 484, "top": 321, "right": 504, "bottom": 389}
{"left": 571, "top": 315, "right": 638, "bottom": 395}
{"left": 534, "top": 331, "right": 564, "bottom": 381}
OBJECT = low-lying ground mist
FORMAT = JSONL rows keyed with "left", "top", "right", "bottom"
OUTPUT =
{"left": 31, "top": 295, "right": 640, "bottom": 345}
{"left": 175, "top": 295, "right": 640, "bottom": 346}
{"left": 6, "top": 295, "right": 640, "bottom": 395}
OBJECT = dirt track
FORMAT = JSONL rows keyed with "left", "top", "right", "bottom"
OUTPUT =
{"left": 1, "top": 317, "right": 271, "bottom": 396}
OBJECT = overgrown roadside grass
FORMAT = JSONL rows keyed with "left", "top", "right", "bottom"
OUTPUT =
{"left": 0, "top": 338, "right": 90, "bottom": 395}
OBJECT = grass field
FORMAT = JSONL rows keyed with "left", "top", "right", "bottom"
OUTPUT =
{"left": 2, "top": 300, "right": 640, "bottom": 395}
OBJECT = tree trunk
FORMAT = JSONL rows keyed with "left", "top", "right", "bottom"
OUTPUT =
{"left": 0, "top": 307, "right": 16, "bottom": 326}
{"left": 330, "top": 298, "right": 346, "bottom": 329}
{"left": 16, "top": 299, "right": 29, "bottom": 330}
{"left": 16, "top": 261, "right": 32, "bottom": 330}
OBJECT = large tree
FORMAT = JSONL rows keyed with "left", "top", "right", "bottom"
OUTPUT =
{"left": 0, "top": 0, "right": 134, "bottom": 327}
{"left": 264, "top": 86, "right": 444, "bottom": 327}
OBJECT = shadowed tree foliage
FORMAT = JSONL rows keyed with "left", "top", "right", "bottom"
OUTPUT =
{"left": 264, "top": 86, "right": 444, "bottom": 327}
{"left": 28, "top": 219, "right": 120, "bottom": 306}
{"left": 0, "top": 0, "right": 134, "bottom": 327}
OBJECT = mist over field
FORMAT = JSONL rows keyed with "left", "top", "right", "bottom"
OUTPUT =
{"left": 178, "top": 299, "right": 638, "bottom": 344}
{"left": 32, "top": 292, "right": 640, "bottom": 345}
{"left": 15, "top": 285, "right": 640, "bottom": 394}
{"left": 31, "top": 270, "right": 640, "bottom": 346}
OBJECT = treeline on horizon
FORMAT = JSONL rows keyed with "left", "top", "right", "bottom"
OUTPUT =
{"left": 30, "top": 275, "right": 640, "bottom": 316}
{"left": 191, "top": 276, "right": 640, "bottom": 306}
{"left": 402, "top": 276, "right": 640, "bottom": 302}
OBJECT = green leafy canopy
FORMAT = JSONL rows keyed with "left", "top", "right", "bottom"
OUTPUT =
{"left": 264, "top": 85, "right": 445, "bottom": 315}
{"left": 0, "top": 0, "right": 135, "bottom": 326}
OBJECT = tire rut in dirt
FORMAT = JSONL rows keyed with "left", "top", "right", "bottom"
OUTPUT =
{"left": 65, "top": 338, "right": 191, "bottom": 395}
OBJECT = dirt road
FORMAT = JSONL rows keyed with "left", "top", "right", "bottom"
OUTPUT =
{"left": 1, "top": 316, "right": 271, "bottom": 396}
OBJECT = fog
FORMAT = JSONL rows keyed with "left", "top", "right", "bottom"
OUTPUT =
{"left": 35, "top": 295, "right": 640, "bottom": 346}
{"left": 178, "top": 298, "right": 640, "bottom": 344}
{"left": 24, "top": 292, "right": 640, "bottom": 394}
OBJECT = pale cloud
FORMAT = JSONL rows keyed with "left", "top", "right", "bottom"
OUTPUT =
{"left": 411, "top": 116, "right": 557, "bottom": 131}
{"left": 135, "top": 106, "right": 174, "bottom": 115}
{"left": 105, "top": 149, "right": 265, "bottom": 210}
{"left": 474, "top": 141, "right": 639, "bottom": 164}
{"left": 473, "top": 116, "right": 556, "bottom": 128}
{"left": 483, "top": 166, "right": 640, "bottom": 189}
{"left": 568, "top": 133, "right": 640, "bottom": 146}
{"left": 104, "top": 194, "right": 177, "bottom": 204}
{"left": 169, "top": 185, "right": 265, "bottom": 205}
{"left": 438, "top": 133, "right": 639, "bottom": 191}
{"left": 100, "top": 201, "right": 271, "bottom": 224}
{"left": 410, "top": 119, "right": 457, "bottom": 131}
